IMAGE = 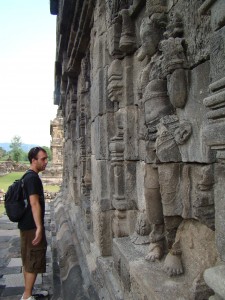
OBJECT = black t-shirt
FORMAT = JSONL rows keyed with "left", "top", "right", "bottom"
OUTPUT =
{"left": 18, "top": 170, "right": 45, "bottom": 231}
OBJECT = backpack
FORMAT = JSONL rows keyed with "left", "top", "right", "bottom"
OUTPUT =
{"left": 4, "top": 172, "right": 30, "bottom": 222}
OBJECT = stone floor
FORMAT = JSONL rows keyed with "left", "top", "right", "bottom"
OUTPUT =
{"left": 0, "top": 204, "right": 58, "bottom": 300}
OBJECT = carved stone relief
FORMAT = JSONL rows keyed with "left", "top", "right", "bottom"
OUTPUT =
{"left": 52, "top": 0, "right": 225, "bottom": 299}
{"left": 108, "top": 59, "right": 123, "bottom": 103}
{"left": 143, "top": 162, "right": 215, "bottom": 277}
{"left": 119, "top": 9, "right": 137, "bottom": 53}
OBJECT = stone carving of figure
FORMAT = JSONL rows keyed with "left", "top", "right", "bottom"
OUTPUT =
{"left": 155, "top": 115, "right": 192, "bottom": 162}
{"left": 137, "top": 17, "right": 161, "bottom": 61}
{"left": 136, "top": 9, "right": 194, "bottom": 276}
{"left": 143, "top": 79, "right": 174, "bottom": 141}
{"left": 137, "top": 10, "right": 166, "bottom": 62}
{"left": 156, "top": 119, "right": 182, "bottom": 162}
{"left": 137, "top": 0, "right": 167, "bottom": 61}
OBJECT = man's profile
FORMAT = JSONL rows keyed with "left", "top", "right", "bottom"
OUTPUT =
{"left": 19, "top": 146, "right": 48, "bottom": 300}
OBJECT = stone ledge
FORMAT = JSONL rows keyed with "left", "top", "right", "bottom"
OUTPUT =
{"left": 112, "top": 237, "right": 214, "bottom": 300}
{"left": 204, "top": 265, "right": 225, "bottom": 300}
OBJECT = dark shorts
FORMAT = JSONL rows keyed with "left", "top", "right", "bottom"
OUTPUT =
{"left": 20, "top": 229, "right": 47, "bottom": 273}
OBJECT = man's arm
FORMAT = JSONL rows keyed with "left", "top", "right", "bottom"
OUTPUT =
{"left": 29, "top": 194, "right": 43, "bottom": 246}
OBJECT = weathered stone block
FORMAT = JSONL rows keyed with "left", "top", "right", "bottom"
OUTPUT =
{"left": 96, "top": 257, "right": 124, "bottom": 300}
{"left": 124, "top": 161, "right": 137, "bottom": 210}
{"left": 210, "top": 26, "right": 225, "bottom": 83}
{"left": 91, "top": 68, "right": 114, "bottom": 121}
{"left": 136, "top": 161, "right": 146, "bottom": 211}
{"left": 91, "top": 156, "right": 112, "bottom": 211}
{"left": 211, "top": 0, "right": 225, "bottom": 31}
{"left": 126, "top": 210, "right": 138, "bottom": 236}
{"left": 113, "top": 237, "right": 146, "bottom": 292}
{"left": 91, "top": 113, "right": 115, "bottom": 160}
{"left": 204, "top": 265, "right": 225, "bottom": 300}
{"left": 177, "top": 61, "right": 214, "bottom": 163}
{"left": 203, "top": 122, "right": 225, "bottom": 150}
{"left": 158, "top": 163, "right": 215, "bottom": 228}
{"left": 92, "top": 201, "right": 113, "bottom": 256}
{"left": 214, "top": 164, "right": 225, "bottom": 261}
{"left": 91, "top": 33, "right": 107, "bottom": 73}
{"left": 129, "top": 220, "right": 217, "bottom": 300}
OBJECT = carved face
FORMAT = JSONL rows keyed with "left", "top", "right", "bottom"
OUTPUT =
{"left": 137, "top": 18, "right": 162, "bottom": 61}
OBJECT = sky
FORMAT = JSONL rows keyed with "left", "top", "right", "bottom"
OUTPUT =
{"left": 0, "top": 1, "right": 58, "bottom": 147}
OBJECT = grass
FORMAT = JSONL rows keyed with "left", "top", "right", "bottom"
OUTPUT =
{"left": 0, "top": 173, "right": 60, "bottom": 217}
{"left": 0, "top": 204, "right": 5, "bottom": 216}
{"left": 43, "top": 185, "right": 60, "bottom": 193}
{"left": 0, "top": 172, "right": 24, "bottom": 192}
{"left": 0, "top": 172, "right": 25, "bottom": 217}
{"left": 0, "top": 172, "right": 60, "bottom": 193}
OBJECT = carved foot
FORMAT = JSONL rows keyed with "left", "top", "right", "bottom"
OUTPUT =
{"left": 145, "top": 242, "right": 163, "bottom": 262}
{"left": 163, "top": 252, "right": 183, "bottom": 276}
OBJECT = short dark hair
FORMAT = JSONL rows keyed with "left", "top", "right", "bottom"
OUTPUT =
{"left": 28, "top": 146, "right": 47, "bottom": 163}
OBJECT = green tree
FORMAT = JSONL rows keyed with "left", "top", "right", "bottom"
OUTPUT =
{"left": 20, "top": 149, "right": 29, "bottom": 162}
{"left": 10, "top": 135, "right": 23, "bottom": 162}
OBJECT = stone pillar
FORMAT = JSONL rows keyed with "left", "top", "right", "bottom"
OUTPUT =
{"left": 109, "top": 109, "right": 128, "bottom": 237}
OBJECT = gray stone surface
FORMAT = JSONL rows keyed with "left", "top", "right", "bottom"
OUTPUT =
{"left": 214, "top": 164, "right": 225, "bottom": 262}
{"left": 50, "top": 0, "right": 225, "bottom": 299}
{"left": 204, "top": 265, "right": 225, "bottom": 299}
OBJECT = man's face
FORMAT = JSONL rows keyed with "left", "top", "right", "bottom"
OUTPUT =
{"left": 33, "top": 150, "right": 48, "bottom": 172}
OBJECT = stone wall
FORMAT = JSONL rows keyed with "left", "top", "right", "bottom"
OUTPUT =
{"left": 50, "top": 0, "right": 225, "bottom": 299}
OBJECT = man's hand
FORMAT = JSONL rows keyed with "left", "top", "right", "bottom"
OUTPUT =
{"left": 32, "top": 226, "right": 43, "bottom": 246}
{"left": 30, "top": 194, "right": 43, "bottom": 246}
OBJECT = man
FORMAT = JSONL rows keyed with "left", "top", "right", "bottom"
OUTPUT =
{"left": 18, "top": 147, "right": 48, "bottom": 300}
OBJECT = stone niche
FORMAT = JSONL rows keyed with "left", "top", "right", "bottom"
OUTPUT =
{"left": 50, "top": 0, "right": 225, "bottom": 299}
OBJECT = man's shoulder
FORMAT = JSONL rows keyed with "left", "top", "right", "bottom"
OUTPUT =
{"left": 23, "top": 170, "right": 43, "bottom": 195}
{"left": 23, "top": 170, "right": 40, "bottom": 182}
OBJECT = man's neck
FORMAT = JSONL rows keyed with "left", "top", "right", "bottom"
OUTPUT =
{"left": 29, "top": 167, "right": 39, "bottom": 173}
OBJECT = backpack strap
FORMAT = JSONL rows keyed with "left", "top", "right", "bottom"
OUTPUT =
{"left": 21, "top": 169, "right": 34, "bottom": 180}
{"left": 21, "top": 170, "right": 35, "bottom": 200}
